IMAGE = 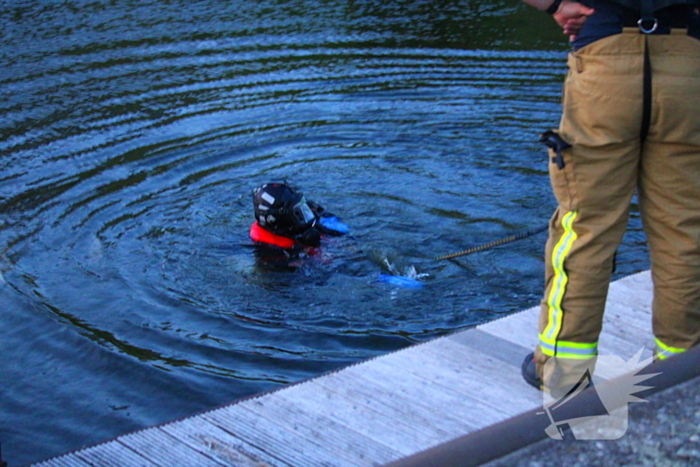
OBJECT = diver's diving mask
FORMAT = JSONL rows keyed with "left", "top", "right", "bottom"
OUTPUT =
{"left": 291, "top": 196, "right": 316, "bottom": 229}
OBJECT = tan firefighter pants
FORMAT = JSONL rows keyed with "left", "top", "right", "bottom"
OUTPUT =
{"left": 534, "top": 30, "right": 700, "bottom": 386}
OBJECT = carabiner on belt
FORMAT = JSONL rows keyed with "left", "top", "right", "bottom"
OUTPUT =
{"left": 638, "top": 0, "right": 658, "bottom": 34}
{"left": 638, "top": 17, "right": 659, "bottom": 34}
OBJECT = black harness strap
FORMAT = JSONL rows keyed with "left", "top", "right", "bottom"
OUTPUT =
{"left": 639, "top": 0, "right": 660, "bottom": 32}
{"left": 610, "top": 0, "right": 700, "bottom": 10}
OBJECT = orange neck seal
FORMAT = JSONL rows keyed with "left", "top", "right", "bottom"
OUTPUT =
{"left": 250, "top": 222, "right": 298, "bottom": 249}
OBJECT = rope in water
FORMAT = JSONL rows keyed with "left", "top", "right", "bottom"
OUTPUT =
{"left": 434, "top": 224, "right": 548, "bottom": 261}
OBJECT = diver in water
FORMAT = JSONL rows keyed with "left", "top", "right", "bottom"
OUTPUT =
{"left": 250, "top": 182, "right": 348, "bottom": 267}
{"left": 250, "top": 182, "right": 429, "bottom": 286}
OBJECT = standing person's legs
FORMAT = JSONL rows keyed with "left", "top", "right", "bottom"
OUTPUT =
{"left": 533, "top": 33, "right": 646, "bottom": 390}
{"left": 639, "top": 33, "right": 700, "bottom": 359}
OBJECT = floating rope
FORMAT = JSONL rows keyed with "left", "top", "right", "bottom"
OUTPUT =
{"left": 434, "top": 224, "right": 548, "bottom": 261}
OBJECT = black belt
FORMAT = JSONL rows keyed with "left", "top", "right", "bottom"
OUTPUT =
{"left": 622, "top": 5, "right": 691, "bottom": 32}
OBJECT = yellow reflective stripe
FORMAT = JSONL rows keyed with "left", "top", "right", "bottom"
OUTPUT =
{"left": 655, "top": 338, "right": 686, "bottom": 360}
{"left": 539, "top": 336, "right": 597, "bottom": 359}
{"left": 561, "top": 341, "right": 597, "bottom": 349}
{"left": 542, "top": 211, "right": 578, "bottom": 348}
{"left": 541, "top": 351, "right": 596, "bottom": 360}
{"left": 539, "top": 339, "right": 597, "bottom": 351}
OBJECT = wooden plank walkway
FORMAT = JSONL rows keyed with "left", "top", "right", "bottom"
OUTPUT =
{"left": 32, "top": 270, "right": 655, "bottom": 467}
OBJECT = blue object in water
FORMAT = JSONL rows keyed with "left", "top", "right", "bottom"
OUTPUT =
{"left": 378, "top": 274, "right": 424, "bottom": 289}
{"left": 319, "top": 216, "right": 350, "bottom": 235}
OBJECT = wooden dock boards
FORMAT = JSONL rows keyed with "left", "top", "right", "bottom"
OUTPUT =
{"left": 32, "top": 270, "right": 655, "bottom": 467}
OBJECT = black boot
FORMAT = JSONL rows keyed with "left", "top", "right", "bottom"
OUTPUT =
{"left": 521, "top": 352, "right": 544, "bottom": 391}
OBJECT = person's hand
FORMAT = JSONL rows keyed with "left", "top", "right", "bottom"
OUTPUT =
{"left": 552, "top": 0, "right": 595, "bottom": 41}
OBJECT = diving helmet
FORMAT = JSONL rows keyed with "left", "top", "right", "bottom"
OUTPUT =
{"left": 253, "top": 182, "right": 316, "bottom": 235}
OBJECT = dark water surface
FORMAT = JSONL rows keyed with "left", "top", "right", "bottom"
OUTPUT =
{"left": 0, "top": 1, "right": 649, "bottom": 464}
